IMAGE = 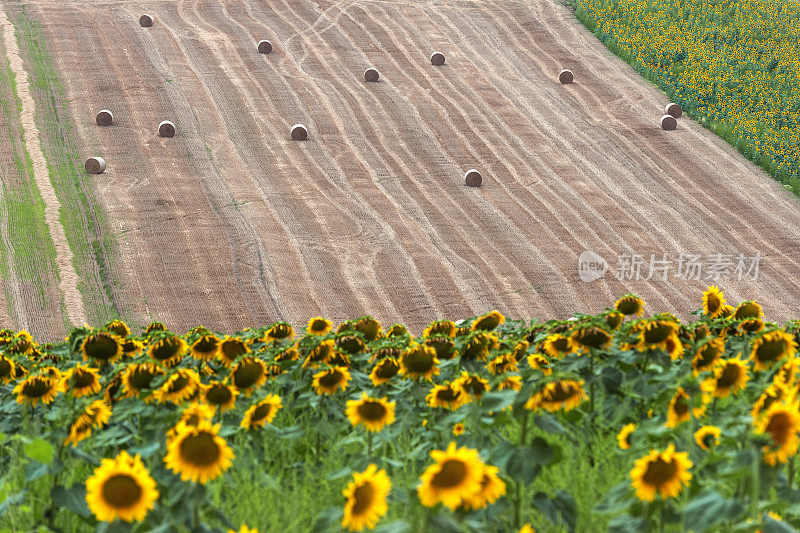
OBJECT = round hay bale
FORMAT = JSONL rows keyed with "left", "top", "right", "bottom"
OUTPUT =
{"left": 559, "top": 69, "right": 574, "bottom": 84}
{"left": 291, "top": 124, "right": 308, "bottom": 141}
{"left": 430, "top": 52, "right": 446, "bottom": 66}
{"left": 139, "top": 14, "right": 154, "bottom": 27}
{"left": 258, "top": 40, "right": 273, "bottom": 54}
{"left": 158, "top": 120, "right": 176, "bottom": 138}
{"left": 364, "top": 68, "right": 380, "bottom": 82}
{"left": 660, "top": 115, "right": 677, "bottom": 131}
{"left": 464, "top": 169, "right": 482, "bottom": 187}
{"left": 665, "top": 102, "right": 683, "bottom": 118}
{"left": 96, "top": 110, "right": 113, "bottom": 126}
{"left": 85, "top": 157, "right": 106, "bottom": 174}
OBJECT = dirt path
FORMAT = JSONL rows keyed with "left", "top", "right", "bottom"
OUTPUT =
{"left": 15, "top": 0, "right": 800, "bottom": 335}
{"left": 0, "top": 5, "right": 86, "bottom": 329}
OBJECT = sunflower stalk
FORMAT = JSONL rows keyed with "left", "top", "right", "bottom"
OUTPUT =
{"left": 750, "top": 443, "right": 761, "bottom": 519}
{"left": 514, "top": 411, "right": 530, "bottom": 528}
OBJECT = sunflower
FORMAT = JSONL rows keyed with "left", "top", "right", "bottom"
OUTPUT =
{"left": 341, "top": 464, "right": 391, "bottom": 532}
{"left": 121, "top": 339, "right": 144, "bottom": 358}
{"left": 738, "top": 319, "right": 765, "bottom": 335}
{"left": 497, "top": 376, "right": 523, "bottom": 391}
{"left": 274, "top": 346, "right": 300, "bottom": 362}
{"left": 104, "top": 320, "right": 131, "bottom": 338}
{"left": 701, "top": 357, "right": 749, "bottom": 398}
{"left": 307, "top": 317, "right": 333, "bottom": 336}
{"left": 755, "top": 402, "right": 800, "bottom": 465}
{"left": 733, "top": 301, "right": 763, "bottom": 320}
{"left": 424, "top": 337, "right": 458, "bottom": 360}
{"left": 202, "top": 380, "right": 239, "bottom": 412}
{"left": 694, "top": 425, "right": 721, "bottom": 451}
{"left": 81, "top": 332, "right": 123, "bottom": 364}
{"left": 512, "top": 340, "right": 530, "bottom": 360}
{"left": 605, "top": 311, "right": 624, "bottom": 330}
{"left": 455, "top": 371, "right": 490, "bottom": 400}
{"left": 369, "top": 358, "right": 400, "bottom": 386}
{"left": 541, "top": 334, "right": 574, "bottom": 358}
{"left": 636, "top": 320, "right": 680, "bottom": 353}
{"left": 423, "top": 320, "right": 457, "bottom": 338}
{"left": 526, "top": 353, "right": 552, "bottom": 376}
{"left": 472, "top": 310, "right": 505, "bottom": 332}
{"left": 149, "top": 335, "right": 187, "bottom": 368}
{"left": 312, "top": 366, "right": 351, "bottom": 395}
{"left": 85, "top": 450, "right": 158, "bottom": 522}
{"left": 346, "top": 394, "right": 395, "bottom": 432}
{"left": 164, "top": 421, "right": 234, "bottom": 483}
{"left": 121, "top": 363, "right": 165, "bottom": 400}
{"left": 230, "top": 357, "right": 268, "bottom": 397}
{"left": 354, "top": 317, "right": 383, "bottom": 342}
{"left": 218, "top": 336, "right": 250, "bottom": 366}
{"left": 13, "top": 374, "right": 58, "bottom": 407}
{"left": 328, "top": 350, "right": 352, "bottom": 367}
{"left": 84, "top": 399, "right": 113, "bottom": 428}
{"left": 569, "top": 326, "right": 612, "bottom": 353}
{"left": 453, "top": 423, "right": 465, "bottom": 436}
{"left": 630, "top": 444, "right": 692, "bottom": 501}
{"left": 694, "top": 324, "right": 711, "bottom": 341}
{"left": 617, "top": 423, "right": 636, "bottom": 450}
{"left": 692, "top": 337, "right": 725, "bottom": 375}
{"left": 426, "top": 382, "right": 470, "bottom": 410}
{"left": 774, "top": 358, "right": 800, "bottom": 388}
{"left": 418, "top": 442, "right": 484, "bottom": 509}
{"left": 144, "top": 322, "right": 167, "bottom": 334}
{"left": 303, "top": 339, "right": 334, "bottom": 368}
{"left": 370, "top": 347, "right": 402, "bottom": 363}
{"left": 702, "top": 286, "right": 726, "bottom": 318}
{"left": 65, "top": 416, "right": 94, "bottom": 447}
{"left": 666, "top": 387, "right": 705, "bottom": 428}
{"left": 525, "top": 380, "right": 587, "bottom": 412}
{"left": 751, "top": 330, "right": 797, "bottom": 371}
{"left": 461, "top": 332, "right": 499, "bottom": 361}
{"left": 174, "top": 402, "right": 215, "bottom": 431}
{"left": 229, "top": 527, "right": 258, "bottom": 533}
{"left": 335, "top": 334, "right": 368, "bottom": 355}
{"left": 615, "top": 294, "right": 645, "bottom": 317}
{"left": 153, "top": 369, "right": 201, "bottom": 405}
{"left": 61, "top": 364, "right": 102, "bottom": 398}
{"left": 520, "top": 526, "right": 535, "bottom": 533}
{"left": 387, "top": 324, "right": 409, "bottom": 337}
{"left": 399, "top": 345, "right": 440, "bottom": 380}
{"left": 0, "top": 356, "right": 15, "bottom": 384}
{"left": 460, "top": 464, "right": 506, "bottom": 510}
{"left": 665, "top": 335, "right": 685, "bottom": 360}
{"left": 487, "top": 353, "right": 518, "bottom": 374}
{"left": 264, "top": 322, "right": 293, "bottom": 343}
{"left": 12, "top": 329, "right": 36, "bottom": 355}
{"left": 190, "top": 334, "right": 220, "bottom": 361}
{"left": 241, "top": 394, "right": 283, "bottom": 429}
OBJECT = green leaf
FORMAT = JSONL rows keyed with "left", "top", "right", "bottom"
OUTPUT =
{"left": 594, "top": 481, "right": 633, "bottom": 515}
{"left": 310, "top": 506, "right": 343, "bottom": 533}
{"left": 601, "top": 367, "right": 623, "bottom": 394}
{"left": 763, "top": 518, "right": 799, "bottom": 533}
{"left": 24, "top": 460, "right": 49, "bottom": 483}
{"left": 480, "top": 390, "right": 518, "bottom": 412}
{"left": 608, "top": 514, "right": 647, "bottom": 533}
{"left": 529, "top": 437, "right": 555, "bottom": 466}
{"left": 0, "top": 491, "right": 25, "bottom": 519}
{"left": 372, "top": 521, "right": 412, "bottom": 533}
{"left": 51, "top": 484, "right": 91, "bottom": 519}
{"left": 326, "top": 467, "right": 353, "bottom": 481}
{"left": 532, "top": 490, "right": 578, "bottom": 533}
{"left": 683, "top": 490, "right": 743, "bottom": 531}
{"left": 533, "top": 413, "right": 567, "bottom": 435}
{"left": 23, "top": 438, "right": 53, "bottom": 464}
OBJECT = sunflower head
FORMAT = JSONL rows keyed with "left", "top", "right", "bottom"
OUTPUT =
{"left": 231, "top": 357, "right": 268, "bottom": 396}
{"left": 0, "top": 356, "right": 16, "bottom": 384}
{"left": 461, "top": 332, "right": 498, "bottom": 361}
{"left": 541, "top": 334, "right": 574, "bottom": 358}
{"left": 153, "top": 369, "right": 201, "bottom": 405}
{"left": 304, "top": 339, "right": 335, "bottom": 368}
{"left": 241, "top": 394, "right": 283, "bottom": 430}
{"left": 418, "top": 442, "right": 485, "bottom": 510}
{"left": 455, "top": 371, "right": 490, "bottom": 400}
{"left": 525, "top": 380, "right": 587, "bottom": 412}
{"left": 487, "top": 353, "right": 518, "bottom": 375}
{"left": 460, "top": 464, "right": 506, "bottom": 510}
{"left": 734, "top": 301, "right": 763, "bottom": 320}
{"left": 617, "top": 423, "right": 636, "bottom": 450}
{"left": 569, "top": 326, "right": 612, "bottom": 353}
{"left": 164, "top": 421, "right": 234, "bottom": 483}
{"left": 694, "top": 425, "right": 721, "bottom": 451}
{"left": 399, "top": 345, "right": 440, "bottom": 380}
{"left": 666, "top": 387, "right": 705, "bottom": 428}
{"left": 755, "top": 401, "right": 800, "bottom": 465}
{"left": 604, "top": 311, "right": 624, "bottom": 330}
{"left": 630, "top": 444, "right": 692, "bottom": 501}
{"left": 497, "top": 376, "right": 523, "bottom": 391}
{"left": 191, "top": 334, "right": 221, "bottom": 361}
{"left": 424, "top": 337, "right": 457, "bottom": 361}
{"left": 121, "top": 363, "right": 165, "bottom": 400}
{"left": 702, "top": 286, "right": 727, "bottom": 318}
{"left": 386, "top": 324, "right": 409, "bottom": 338}
{"left": 13, "top": 374, "right": 58, "bottom": 407}
{"left": 637, "top": 320, "right": 680, "bottom": 351}
{"left": 121, "top": 339, "right": 144, "bottom": 358}
{"left": 369, "top": 358, "right": 400, "bottom": 386}
{"left": 692, "top": 337, "right": 725, "bottom": 375}
{"left": 218, "top": 336, "right": 250, "bottom": 366}
{"left": 81, "top": 332, "right": 123, "bottom": 364}
{"left": 312, "top": 366, "right": 351, "bottom": 395}
{"left": 346, "top": 394, "right": 396, "bottom": 432}
{"left": 471, "top": 310, "right": 505, "bottom": 332}
{"left": 426, "top": 382, "right": 470, "bottom": 411}
{"left": 453, "top": 423, "right": 465, "bottom": 436}
{"left": 307, "top": 317, "right": 333, "bottom": 336}
{"left": 700, "top": 357, "right": 749, "bottom": 399}
{"left": 737, "top": 318, "right": 765, "bottom": 335}
{"left": 86, "top": 451, "right": 159, "bottom": 522}
{"left": 62, "top": 364, "right": 102, "bottom": 398}
{"left": 148, "top": 334, "right": 188, "bottom": 368}
{"left": 751, "top": 330, "right": 797, "bottom": 371}
{"left": 342, "top": 465, "right": 391, "bottom": 532}
{"left": 423, "top": 320, "right": 457, "bottom": 338}
{"left": 104, "top": 320, "right": 132, "bottom": 339}
{"left": 144, "top": 322, "right": 167, "bottom": 335}
{"left": 615, "top": 294, "right": 645, "bottom": 317}
{"left": 274, "top": 346, "right": 300, "bottom": 362}
{"left": 202, "top": 380, "right": 239, "bottom": 412}
{"left": 354, "top": 316, "right": 383, "bottom": 342}
{"left": 264, "top": 322, "right": 293, "bottom": 343}
{"left": 336, "top": 334, "right": 368, "bottom": 355}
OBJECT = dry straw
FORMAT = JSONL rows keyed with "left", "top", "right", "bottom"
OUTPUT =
{"left": 464, "top": 169, "right": 482, "bottom": 187}
{"left": 139, "top": 14, "right": 154, "bottom": 28}
{"left": 96, "top": 110, "right": 113, "bottom": 127}
{"left": 258, "top": 40, "right": 273, "bottom": 54}
{"left": 665, "top": 103, "right": 683, "bottom": 118}
{"left": 559, "top": 69, "right": 573, "bottom": 84}
{"left": 660, "top": 115, "right": 677, "bottom": 131}
{"left": 430, "top": 52, "right": 446, "bottom": 66}
{"left": 291, "top": 124, "right": 308, "bottom": 141}
{"left": 85, "top": 157, "right": 106, "bottom": 174}
{"left": 159, "top": 120, "right": 176, "bottom": 138}
{"left": 364, "top": 68, "right": 380, "bottom": 82}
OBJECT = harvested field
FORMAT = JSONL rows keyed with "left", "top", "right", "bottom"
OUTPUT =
{"left": 4, "top": 0, "right": 800, "bottom": 336}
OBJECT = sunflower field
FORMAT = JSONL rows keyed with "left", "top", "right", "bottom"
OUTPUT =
{"left": 568, "top": 0, "right": 800, "bottom": 193}
{"left": 1, "top": 288, "right": 800, "bottom": 531}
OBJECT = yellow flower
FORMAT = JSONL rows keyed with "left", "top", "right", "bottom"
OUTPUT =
{"left": 630, "top": 444, "right": 692, "bottom": 501}
{"left": 307, "top": 317, "right": 333, "bottom": 336}
{"left": 164, "top": 421, "right": 234, "bottom": 483}
{"left": 694, "top": 425, "right": 721, "bottom": 450}
{"left": 399, "top": 344, "right": 440, "bottom": 380}
{"left": 615, "top": 294, "right": 645, "bottom": 316}
{"left": 755, "top": 402, "right": 800, "bottom": 465}
{"left": 453, "top": 423, "right": 465, "bottom": 436}
{"left": 702, "top": 286, "right": 726, "bottom": 318}
{"left": 241, "top": 394, "right": 283, "bottom": 429}
{"left": 346, "top": 394, "right": 396, "bottom": 432}
{"left": 418, "top": 442, "right": 484, "bottom": 509}
{"left": 427, "top": 382, "right": 470, "bottom": 410}
{"left": 617, "top": 423, "right": 636, "bottom": 450}
{"left": 342, "top": 464, "right": 391, "bottom": 531}
{"left": 472, "top": 310, "right": 505, "bottom": 332}
{"left": 750, "top": 330, "right": 797, "bottom": 371}
{"left": 312, "top": 366, "right": 351, "bottom": 395}
{"left": 85, "top": 451, "right": 158, "bottom": 522}
{"left": 525, "top": 380, "right": 587, "bottom": 412}
{"left": 666, "top": 387, "right": 705, "bottom": 428}
{"left": 460, "top": 464, "right": 506, "bottom": 510}
{"left": 700, "top": 357, "right": 749, "bottom": 399}
{"left": 13, "top": 375, "right": 58, "bottom": 407}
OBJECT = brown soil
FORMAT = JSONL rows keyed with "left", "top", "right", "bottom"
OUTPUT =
{"left": 7, "top": 0, "right": 800, "bottom": 335}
